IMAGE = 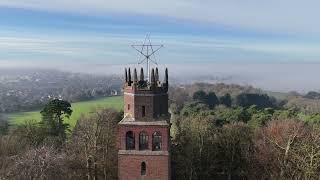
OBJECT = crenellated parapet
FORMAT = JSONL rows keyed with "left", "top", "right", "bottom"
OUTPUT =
{"left": 124, "top": 67, "right": 168, "bottom": 93}
{"left": 122, "top": 67, "right": 169, "bottom": 120}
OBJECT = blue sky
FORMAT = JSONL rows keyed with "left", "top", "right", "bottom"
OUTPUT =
{"left": 0, "top": 0, "right": 320, "bottom": 70}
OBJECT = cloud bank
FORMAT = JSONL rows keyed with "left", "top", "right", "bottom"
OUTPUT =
{"left": 1, "top": 0, "right": 320, "bottom": 34}
{"left": 1, "top": 32, "right": 319, "bottom": 69}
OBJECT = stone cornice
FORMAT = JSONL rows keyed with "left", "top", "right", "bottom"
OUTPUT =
{"left": 118, "top": 150, "right": 169, "bottom": 156}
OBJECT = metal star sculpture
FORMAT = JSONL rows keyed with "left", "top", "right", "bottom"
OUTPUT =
{"left": 132, "top": 35, "right": 164, "bottom": 81}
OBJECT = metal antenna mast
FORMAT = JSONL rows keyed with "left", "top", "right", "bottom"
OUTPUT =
{"left": 132, "top": 35, "right": 164, "bottom": 81}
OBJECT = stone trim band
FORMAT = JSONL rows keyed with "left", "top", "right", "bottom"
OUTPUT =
{"left": 124, "top": 92, "right": 167, "bottom": 97}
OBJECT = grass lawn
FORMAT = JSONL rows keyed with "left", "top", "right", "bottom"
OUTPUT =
{"left": 7, "top": 96, "right": 123, "bottom": 128}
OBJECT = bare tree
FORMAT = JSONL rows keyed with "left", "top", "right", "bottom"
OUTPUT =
{"left": 6, "top": 146, "right": 68, "bottom": 180}
{"left": 254, "top": 119, "right": 307, "bottom": 179}
{"left": 216, "top": 123, "right": 253, "bottom": 180}
{"left": 291, "top": 125, "right": 320, "bottom": 179}
{"left": 69, "top": 108, "right": 119, "bottom": 180}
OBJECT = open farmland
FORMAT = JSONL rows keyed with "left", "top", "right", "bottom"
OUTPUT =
{"left": 7, "top": 96, "right": 123, "bottom": 128}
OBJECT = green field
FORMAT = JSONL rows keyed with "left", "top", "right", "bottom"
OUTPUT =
{"left": 7, "top": 96, "right": 123, "bottom": 128}
{"left": 264, "top": 91, "right": 289, "bottom": 100}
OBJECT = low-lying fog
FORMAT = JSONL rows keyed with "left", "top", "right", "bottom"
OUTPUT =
{"left": 1, "top": 62, "right": 319, "bottom": 93}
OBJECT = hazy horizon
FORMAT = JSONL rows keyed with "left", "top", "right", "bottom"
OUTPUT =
{"left": 1, "top": 1, "right": 320, "bottom": 93}
{"left": 1, "top": 62, "right": 319, "bottom": 93}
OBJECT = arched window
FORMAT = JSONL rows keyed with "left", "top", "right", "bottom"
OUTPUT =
{"left": 126, "top": 131, "right": 135, "bottom": 150}
{"left": 152, "top": 132, "right": 162, "bottom": 151}
{"left": 139, "top": 132, "right": 149, "bottom": 150}
{"left": 141, "top": 162, "right": 146, "bottom": 176}
{"left": 142, "top": 106, "right": 146, "bottom": 117}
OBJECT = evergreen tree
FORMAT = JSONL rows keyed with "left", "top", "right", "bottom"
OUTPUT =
{"left": 193, "top": 90, "right": 207, "bottom": 103}
{"left": 207, "top": 92, "right": 219, "bottom": 109}
{"left": 219, "top": 93, "right": 232, "bottom": 107}
{"left": 40, "top": 99, "right": 72, "bottom": 141}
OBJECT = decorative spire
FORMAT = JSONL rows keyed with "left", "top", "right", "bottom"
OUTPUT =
{"left": 155, "top": 67, "right": 159, "bottom": 82}
{"left": 131, "top": 35, "right": 164, "bottom": 81}
{"left": 125, "top": 68, "right": 128, "bottom": 82}
{"left": 133, "top": 68, "right": 138, "bottom": 82}
{"left": 165, "top": 68, "right": 168, "bottom": 84}
{"left": 128, "top": 68, "right": 132, "bottom": 86}
{"left": 151, "top": 68, "right": 155, "bottom": 84}
{"left": 140, "top": 67, "right": 144, "bottom": 81}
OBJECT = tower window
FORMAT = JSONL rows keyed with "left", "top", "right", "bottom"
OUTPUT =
{"left": 139, "top": 132, "right": 149, "bottom": 150}
{"left": 141, "top": 162, "right": 146, "bottom": 176}
{"left": 127, "top": 104, "right": 130, "bottom": 110}
{"left": 126, "top": 131, "right": 135, "bottom": 150}
{"left": 152, "top": 132, "right": 162, "bottom": 151}
{"left": 142, "top": 106, "right": 146, "bottom": 117}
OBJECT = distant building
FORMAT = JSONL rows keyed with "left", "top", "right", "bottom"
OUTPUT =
{"left": 111, "top": 89, "right": 118, "bottom": 96}
{"left": 117, "top": 67, "right": 170, "bottom": 180}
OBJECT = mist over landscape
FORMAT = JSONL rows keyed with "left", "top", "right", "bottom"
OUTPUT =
{"left": 1, "top": 0, "right": 320, "bottom": 94}
{"left": 2, "top": 62, "right": 319, "bottom": 93}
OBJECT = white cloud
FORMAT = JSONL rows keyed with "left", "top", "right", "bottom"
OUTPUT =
{"left": 0, "top": 32, "right": 319, "bottom": 67}
{"left": 1, "top": 0, "right": 320, "bottom": 34}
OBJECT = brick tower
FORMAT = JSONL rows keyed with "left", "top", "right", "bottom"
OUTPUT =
{"left": 117, "top": 67, "right": 170, "bottom": 180}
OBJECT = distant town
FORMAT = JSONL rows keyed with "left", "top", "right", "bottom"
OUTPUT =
{"left": 0, "top": 69, "right": 122, "bottom": 113}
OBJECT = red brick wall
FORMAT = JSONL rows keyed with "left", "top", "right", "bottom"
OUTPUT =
{"left": 119, "top": 79, "right": 170, "bottom": 180}
{"left": 117, "top": 124, "right": 171, "bottom": 180}
{"left": 123, "top": 85, "right": 168, "bottom": 119}
{"left": 124, "top": 94, "right": 135, "bottom": 117}
{"left": 118, "top": 125, "right": 170, "bottom": 151}
{"left": 118, "top": 154, "right": 170, "bottom": 180}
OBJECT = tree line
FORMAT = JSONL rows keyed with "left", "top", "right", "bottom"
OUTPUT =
{"left": 1, "top": 84, "right": 320, "bottom": 179}
{"left": 0, "top": 99, "right": 122, "bottom": 180}
{"left": 170, "top": 90, "right": 320, "bottom": 179}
